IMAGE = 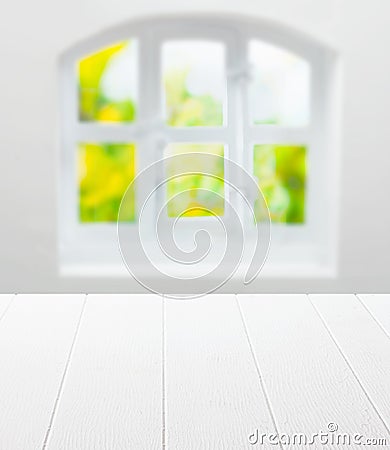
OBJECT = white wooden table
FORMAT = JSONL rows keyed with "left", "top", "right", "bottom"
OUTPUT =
{"left": 0, "top": 294, "right": 389, "bottom": 449}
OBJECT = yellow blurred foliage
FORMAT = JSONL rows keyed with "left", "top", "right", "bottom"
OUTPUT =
{"left": 78, "top": 143, "right": 136, "bottom": 222}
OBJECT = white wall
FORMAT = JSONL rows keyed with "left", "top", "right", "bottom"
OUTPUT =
{"left": 0, "top": 0, "right": 389, "bottom": 293}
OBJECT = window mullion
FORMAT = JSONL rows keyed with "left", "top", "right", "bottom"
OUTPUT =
{"left": 226, "top": 33, "right": 247, "bottom": 222}
{"left": 163, "top": 127, "right": 229, "bottom": 143}
{"left": 74, "top": 123, "right": 139, "bottom": 143}
{"left": 135, "top": 29, "right": 162, "bottom": 228}
{"left": 248, "top": 125, "right": 311, "bottom": 144}
{"left": 239, "top": 37, "right": 251, "bottom": 176}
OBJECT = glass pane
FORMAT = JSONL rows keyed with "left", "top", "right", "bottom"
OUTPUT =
{"left": 249, "top": 40, "right": 310, "bottom": 126}
{"left": 165, "top": 144, "right": 224, "bottom": 217}
{"left": 254, "top": 144, "right": 306, "bottom": 223}
{"left": 78, "top": 143, "right": 136, "bottom": 222}
{"left": 163, "top": 41, "right": 226, "bottom": 127}
{"left": 78, "top": 40, "right": 138, "bottom": 122}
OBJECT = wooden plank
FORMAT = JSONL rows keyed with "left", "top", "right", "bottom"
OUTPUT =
{"left": 165, "top": 294, "right": 276, "bottom": 449}
{"left": 0, "top": 294, "right": 14, "bottom": 321}
{"left": 358, "top": 294, "right": 390, "bottom": 337}
{"left": 311, "top": 294, "right": 390, "bottom": 430}
{"left": 0, "top": 294, "right": 85, "bottom": 450}
{"left": 46, "top": 294, "right": 163, "bottom": 450}
{"left": 239, "top": 294, "right": 390, "bottom": 448}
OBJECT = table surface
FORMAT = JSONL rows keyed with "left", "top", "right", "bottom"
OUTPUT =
{"left": 0, "top": 294, "right": 389, "bottom": 449}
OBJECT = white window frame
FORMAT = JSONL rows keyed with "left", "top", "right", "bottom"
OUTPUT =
{"left": 59, "top": 16, "right": 339, "bottom": 276}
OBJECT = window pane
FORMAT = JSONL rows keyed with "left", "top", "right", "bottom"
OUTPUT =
{"left": 254, "top": 144, "right": 306, "bottom": 223}
{"left": 78, "top": 143, "right": 136, "bottom": 222}
{"left": 249, "top": 40, "right": 310, "bottom": 126}
{"left": 165, "top": 144, "right": 224, "bottom": 217}
{"left": 163, "top": 41, "right": 226, "bottom": 127}
{"left": 78, "top": 40, "right": 138, "bottom": 122}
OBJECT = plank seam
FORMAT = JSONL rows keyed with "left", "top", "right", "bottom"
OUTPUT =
{"left": 162, "top": 296, "right": 167, "bottom": 450}
{"left": 356, "top": 294, "right": 390, "bottom": 341}
{"left": 235, "top": 295, "right": 284, "bottom": 450}
{"left": 41, "top": 294, "right": 88, "bottom": 450}
{"left": 308, "top": 294, "right": 390, "bottom": 435}
{"left": 0, "top": 294, "right": 16, "bottom": 325}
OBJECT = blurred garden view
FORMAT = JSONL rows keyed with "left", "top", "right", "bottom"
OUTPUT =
{"left": 77, "top": 40, "right": 306, "bottom": 223}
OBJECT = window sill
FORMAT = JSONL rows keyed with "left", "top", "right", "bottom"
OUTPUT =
{"left": 59, "top": 260, "right": 336, "bottom": 280}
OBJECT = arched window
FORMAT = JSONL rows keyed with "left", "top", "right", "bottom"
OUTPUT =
{"left": 59, "top": 16, "right": 338, "bottom": 277}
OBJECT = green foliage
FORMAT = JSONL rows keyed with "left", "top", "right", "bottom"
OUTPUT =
{"left": 78, "top": 42, "right": 136, "bottom": 122}
{"left": 254, "top": 144, "right": 306, "bottom": 223}
{"left": 166, "top": 144, "right": 224, "bottom": 217}
{"left": 165, "top": 69, "right": 223, "bottom": 127}
{"left": 78, "top": 143, "right": 136, "bottom": 222}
